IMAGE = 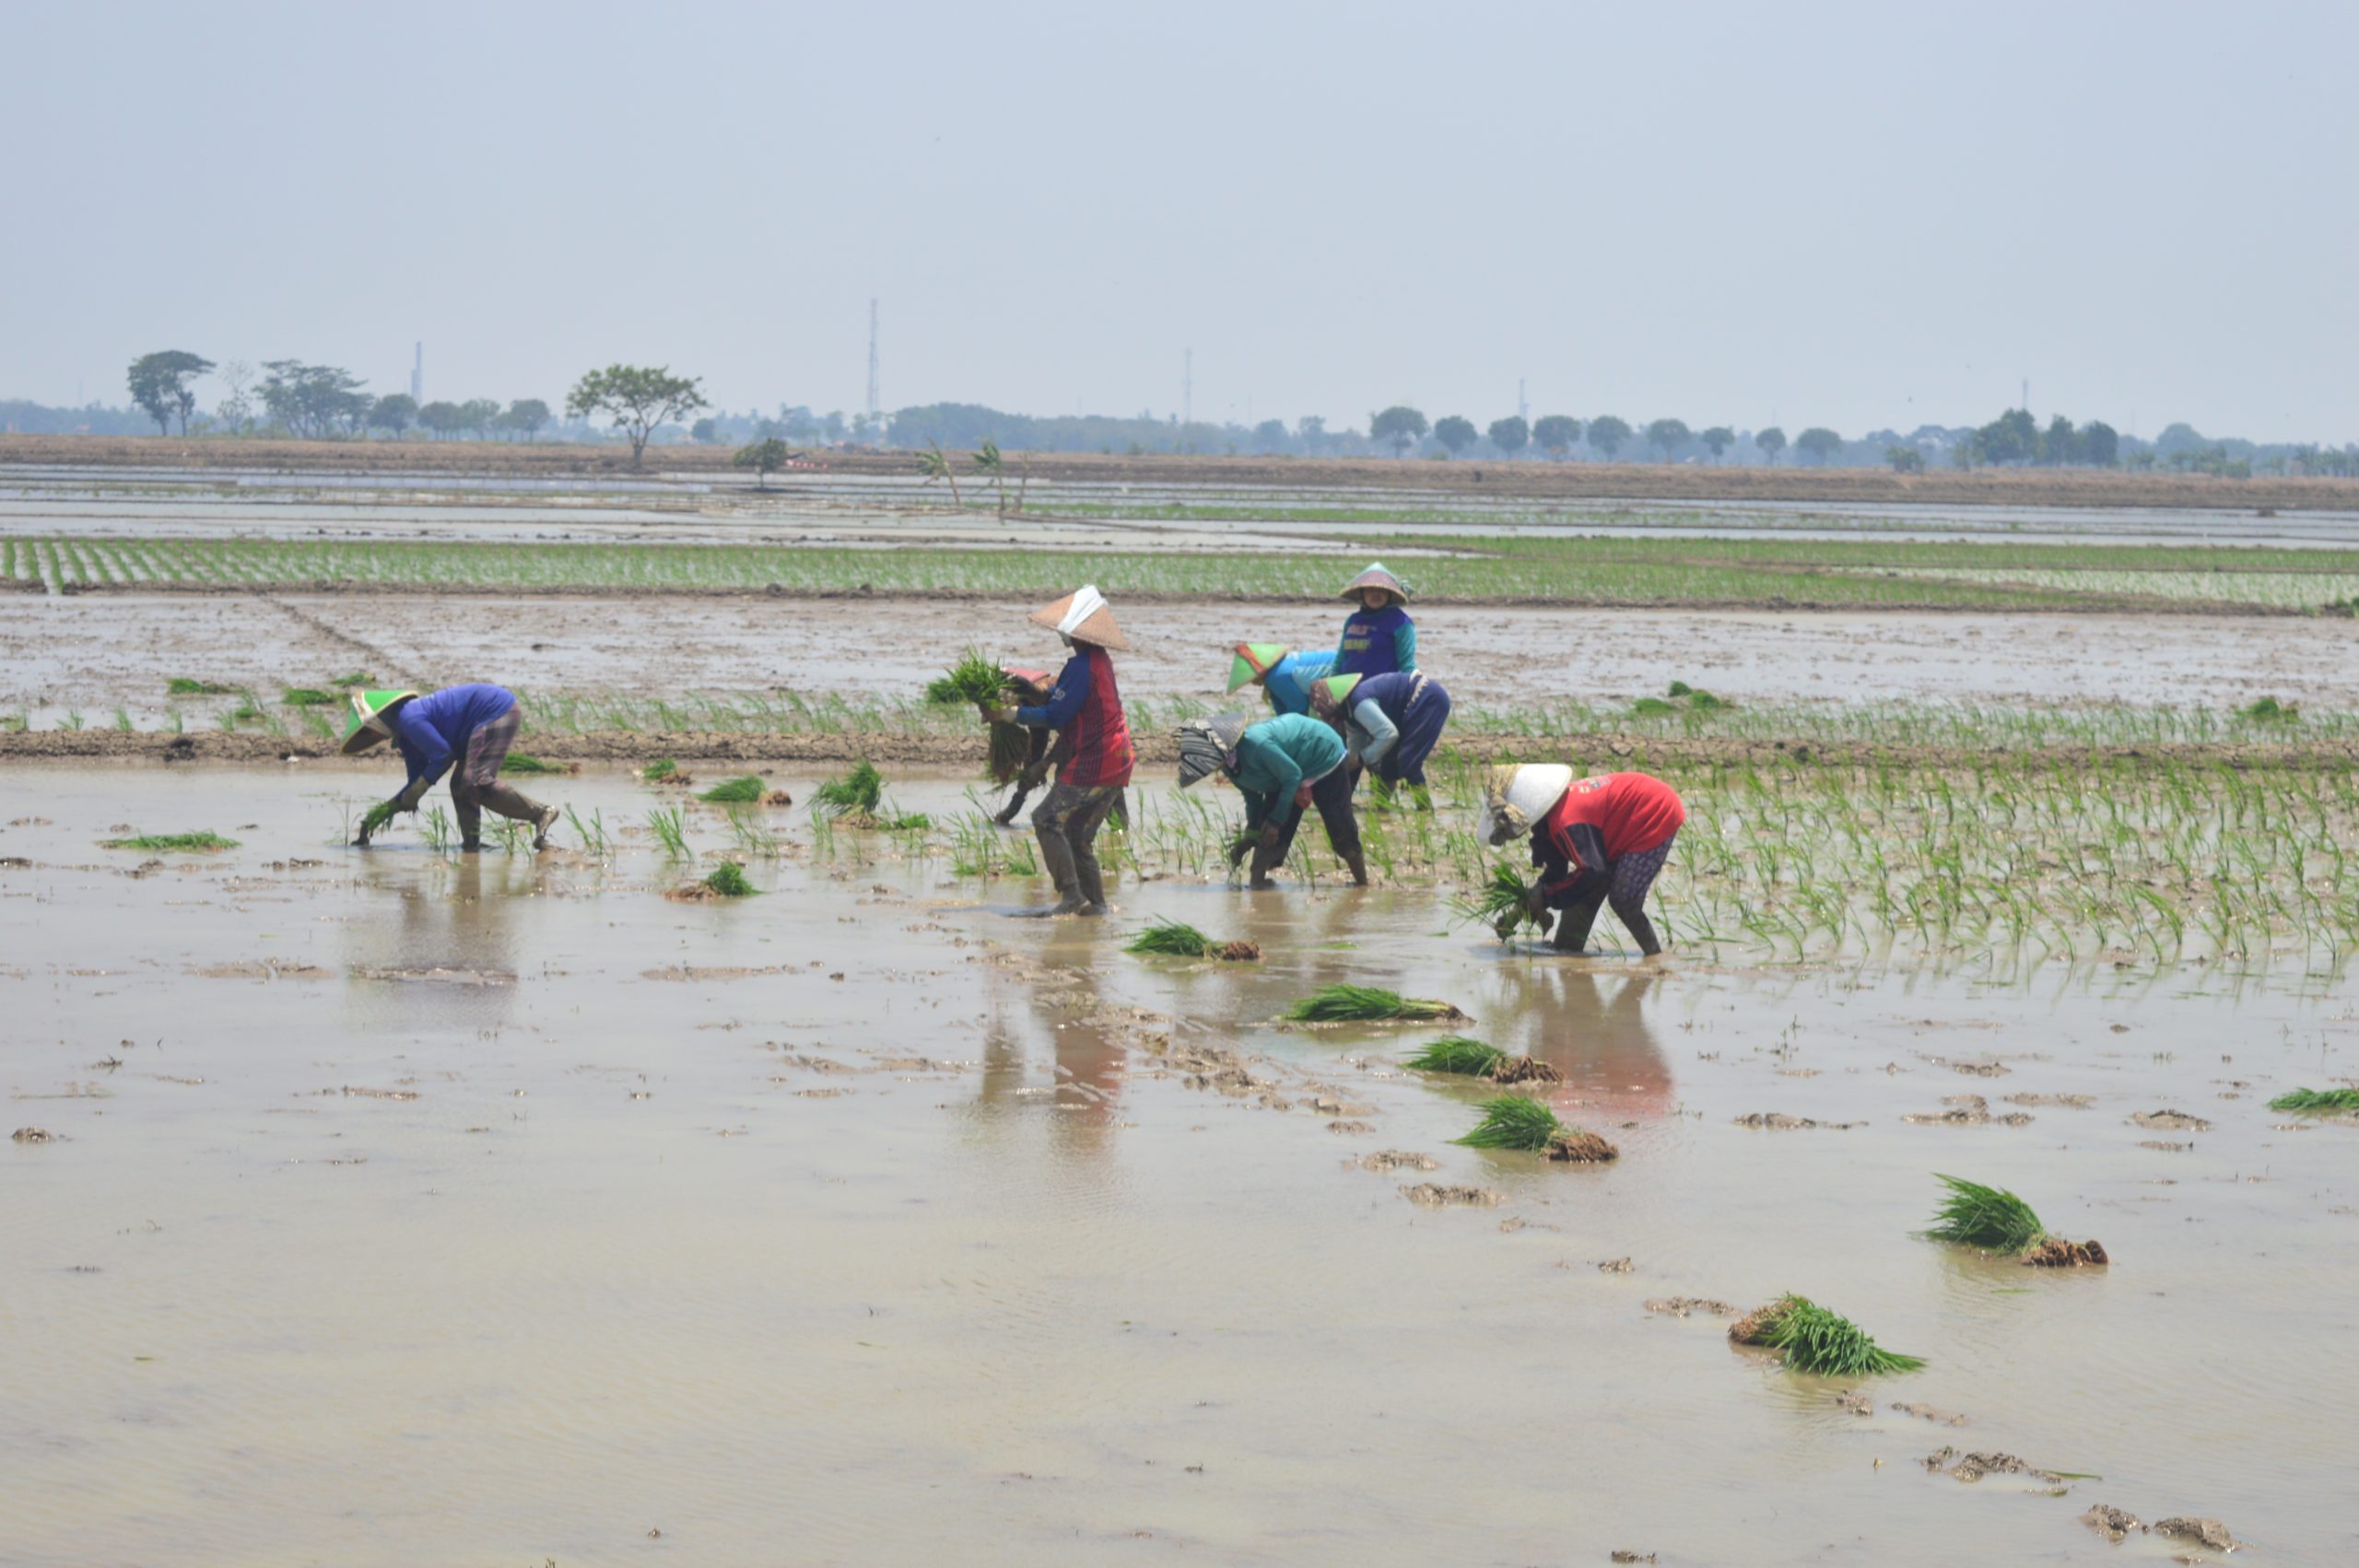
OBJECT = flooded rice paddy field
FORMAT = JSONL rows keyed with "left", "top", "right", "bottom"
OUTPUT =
{"left": 6, "top": 764, "right": 2358, "bottom": 1565}
{"left": 8, "top": 592, "right": 2359, "bottom": 735}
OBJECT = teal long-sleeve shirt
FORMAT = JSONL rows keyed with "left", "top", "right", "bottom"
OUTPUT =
{"left": 1229, "top": 713, "right": 1346, "bottom": 830}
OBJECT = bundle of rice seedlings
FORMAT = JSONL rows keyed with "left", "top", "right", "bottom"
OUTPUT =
{"left": 812, "top": 760, "right": 886, "bottom": 820}
{"left": 1925, "top": 1174, "right": 2107, "bottom": 1267}
{"left": 699, "top": 775, "right": 766, "bottom": 804}
{"left": 1449, "top": 862, "right": 1540, "bottom": 942}
{"left": 327, "top": 670, "right": 377, "bottom": 688}
{"left": 1730, "top": 1295, "right": 1924, "bottom": 1375}
{"left": 502, "top": 754, "right": 571, "bottom": 776}
{"left": 280, "top": 686, "right": 334, "bottom": 707}
{"left": 2241, "top": 695, "right": 2298, "bottom": 721}
{"left": 932, "top": 650, "right": 1032, "bottom": 783}
{"left": 1407, "top": 1036, "right": 1508, "bottom": 1076}
{"left": 1126, "top": 919, "right": 1261, "bottom": 961}
{"left": 358, "top": 800, "right": 397, "bottom": 837}
{"left": 102, "top": 829, "right": 240, "bottom": 851}
{"left": 165, "top": 676, "right": 231, "bottom": 695}
{"left": 1280, "top": 984, "right": 1464, "bottom": 1024}
{"left": 1456, "top": 1094, "right": 1561, "bottom": 1150}
{"left": 700, "top": 862, "right": 757, "bottom": 897}
{"left": 2268, "top": 1086, "right": 2359, "bottom": 1113}
{"left": 642, "top": 757, "right": 680, "bottom": 781}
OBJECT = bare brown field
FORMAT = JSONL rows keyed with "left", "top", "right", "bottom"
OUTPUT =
{"left": 7, "top": 433, "right": 2354, "bottom": 512}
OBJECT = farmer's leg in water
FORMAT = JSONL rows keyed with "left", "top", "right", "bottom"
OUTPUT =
{"left": 1019, "top": 782, "right": 1119, "bottom": 916}
{"left": 1552, "top": 895, "right": 1603, "bottom": 953}
{"left": 1604, "top": 836, "right": 1676, "bottom": 957}
{"left": 1309, "top": 767, "right": 1368, "bottom": 885}
{"left": 1247, "top": 801, "right": 1305, "bottom": 890}
{"left": 1062, "top": 784, "right": 1122, "bottom": 915}
{"left": 449, "top": 707, "right": 558, "bottom": 850}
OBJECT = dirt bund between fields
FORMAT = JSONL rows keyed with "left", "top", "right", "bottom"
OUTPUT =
{"left": 8, "top": 434, "right": 2355, "bottom": 513}
{"left": 28, "top": 579, "right": 2318, "bottom": 619}
{"left": 9, "top": 727, "right": 2353, "bottom": 773}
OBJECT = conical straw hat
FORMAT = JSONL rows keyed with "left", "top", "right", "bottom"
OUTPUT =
{"left": 1341, "top": 563, "right": 1409, "bottom": 603}
{"left": 1474, "top": 763, "right": 1573, "bottom": 846}
{"left": 339, "top": 688, "right": 420, "bottom": 755}
{"left": 1027, "top": 584, "right": 1128, "bottom": 650}
{"left": 1309, "top": 673, "right": 1363, "bottom": 713}
{"left": 1226, "top": 642, "right": 1289, "bottom": 693}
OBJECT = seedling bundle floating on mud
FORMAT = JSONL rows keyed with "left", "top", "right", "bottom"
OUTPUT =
{"left": 1279, "top": 983, "right": 1464, "bottom": 1024}
{"left": 1124, "top": 918, "right": 1261, "bottom": 962}
{"left": 2268, "top": 1087, "right": 2359, "bottom": 1113}
{"left": 1405, "top": 1036, "right": 1562, "bottom": 1084}
{"left": 699, "top": 775, "right": 766, "bottom": 804}
{"left": 1730, "top": 1295, "right": 1924, "bottom": 1376}
{"left": 1925, "top": 1174, "right": 2107, "bottom": 1268}
{"left": 1450, "top": 862, "right": 1541, "bottom": 942}
{"left": 930, "top": 649, "right": 1032, "bottom": 784}
{"left": 1453, "top": 1094, "right": 1615, "bottom": 1161}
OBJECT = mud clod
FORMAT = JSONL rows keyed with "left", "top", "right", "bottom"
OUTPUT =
{"left": 1905, "top": 1094, "right": 2033, "bottom": 1127}
{"left": 1833, "top": 1390, "right": 1873, "bottom": 1416}
{"left": 2082, "top": 1504, "right": 2145, "bottom": 1541}
{"left": 1215, "top": 940, "right": 1263, "bottom": 963}
{"left": 1732, "top": 1112, "right": 1860, "bottom": 1130}
{"left": 1487, "top": 1054, "right": 1563, "bottom": 1085}
{"left": 2022, "top": 1236, "right": 2109, "bottom": 1268}
{"left": 1610, "top": 1554, "right": 1657, "bottom": 1564}
{"left": 1545, "top": 1129, "right": 1620, "bottom": 1162}
{"left": 2131, "top": 1109, "right": 2212, "bottom": 1132}
{"left": 1354, "top": 1150, "right": 1438, "bottom": 1173}
{"left": 1401, "top": 1182, "right": 1503, "bottom": 1208}
{"left": 12, "top": 1127, "right": 58, "bottom": 1143}
{"left": 2154, "top": 1517, "right": 2237, "bottom": 1551}
{"left": 1926, "top": 1449, "right": 2062, "bottom": 1484}
{"left": 2005, "top": 1093, "right": 2095, "bottom": 1109}
{"left": 1892, "top": 1401, "right": 1970, "bottom": 1427}
{"left": 1645, "top": 1297, "right": 1736, "bottom": 1318}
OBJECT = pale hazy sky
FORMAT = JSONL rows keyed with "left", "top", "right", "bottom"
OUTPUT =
{"left": 6, "top": 0, "right": 2353, "bottom": 439}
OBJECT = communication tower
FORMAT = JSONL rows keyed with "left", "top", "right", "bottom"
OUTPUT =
{"left": 411, "top": 343, "right": 422, "bottom": 405}
{"left": 866, "top": 299, "right": 880, "bottom": 431}
{"left": 1183, "top": 348, "right": 1192, "bottom": 428}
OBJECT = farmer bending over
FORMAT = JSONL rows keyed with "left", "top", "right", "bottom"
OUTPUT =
{"left": 344, "top": 685, "right": 559, "bottom": 851}
{"left": 1226, "top": 641, "right": 1336, "bottom": 718}
{"left": 1174, "top": 710, "right": 1368, "bottom": 890}
{"left": 1477, "top": 766, "right": 1684, "bottom": 956}
{"left": 1309, "top": 670, "right": 1451, "bottom": 813}
{"left": 984, "top": 587, "right": 1135, "bottom": 918}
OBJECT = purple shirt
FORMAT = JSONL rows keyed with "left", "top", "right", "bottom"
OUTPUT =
{"left": 386, "top": 684, "right": 517, "bottom": 788}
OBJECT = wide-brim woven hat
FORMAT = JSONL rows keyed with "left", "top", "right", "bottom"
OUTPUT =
{"left": 1226, "top": 641, "right": 1289, "bottom": 694}
{"left": 1474, "top": 763, "right": 1574, "bottom": 846}
{"left": 1341, "top": 563, "right": 1409, "bottom": 603}
{"left": 339, "top": 688, "right": 420, "bottom": 755}
{"left": 1027, "top": 584, "right": 1129, "bottom": 650}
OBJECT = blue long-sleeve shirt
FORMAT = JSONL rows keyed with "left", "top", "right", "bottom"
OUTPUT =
{"left": 1334, "top": 604, "right": 1416, "bottom": 679}
{"left": 1230, "top": 713, "right": 1346, "bottom": 831}
{"left": 1015, "top": 650, "right": 1091, "bottom": 730}
{"left": 1260, "top": 649, "right": 1336, "bottom": 716}
{"left": 386, "top": 684, "right": 518, "bottom": 790}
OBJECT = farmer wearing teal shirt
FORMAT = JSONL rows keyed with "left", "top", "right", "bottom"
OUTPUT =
{"left": 1173, "top": 710, "right": 1368, "bottom": 891}
{"left": 1226, "top": 642, "right": 1336, "bottom": 718}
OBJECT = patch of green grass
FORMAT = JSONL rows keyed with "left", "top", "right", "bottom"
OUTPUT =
{"left": 1455, "top": 1094, "right": 1563, "bottom": 1150}
{"left": 280, "top": 687, "right": 334, "bottom": 707}
{"left": 2268, "top": 1087, "right": 2359, "bottom": 1113}
{"left": 1280, "top": 983, "right": 1461, "bottom": 1023}
{"left": 1737, "top": 1295, "right": 1924, "bottom": 1376}
{"left": 1926, "top": 1174, "right": 2048, "bottom": 1253}
{"left": 699, "top": 774, "right": 765, "bottom": 803}
{"left": 166, "top": 677, "right": 231, "bottom": 696}
{"left": 1406, "top": 1036, "right": 1508, "bottom": 1076}
{"left": 102, "top": 830, "right": 239, "bottom": 852}
{"left": 1127, "top": 919, "right": 1215, "bottom": 957}
{"left": 700, "top": 861, "right": 757, "bottom": 897}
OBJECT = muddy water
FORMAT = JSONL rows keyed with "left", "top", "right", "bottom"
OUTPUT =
{"left": 6, "top": 765, "right": 2357, "bottom": 1565}
{"left": 9, "top": 593, "right": 2359, "bottom": 731}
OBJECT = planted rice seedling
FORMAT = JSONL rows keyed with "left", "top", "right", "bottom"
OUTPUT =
{"left": 702, "top": 861, "right": 757, "bottom": 896}
{"left": 1125, "top": 918, "right": 1261, "bottom": 961}
{"left": 1281, "top": 984, "right": 1464, "bottom": 1024}
{"left": 647, "top": 805, "right": 690, "bottom": 860}
{"left": 101, "top": 830, "right": 240, "bottom": 852}
{"left": 699, "top": 774, "right": 766, "bottom": 803}
{"left": 565, "top": 805, "right": 611, "bottom": 857}
{"left": 2268, "top": 1087, "right": 2359, "bottom": 1113}
{"left": 326, "top": 670, "right": 377, "bottom": 688}
{"left": 166, "top": 676, "right": 231, "bottom": 696}
{"left": 1730, "top": 1295, "right": 1924, "bottom": 1376}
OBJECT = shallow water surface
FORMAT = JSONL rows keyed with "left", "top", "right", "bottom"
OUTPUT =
{"left": 4, "top": 766, "right": 2355, "bottom": 1565}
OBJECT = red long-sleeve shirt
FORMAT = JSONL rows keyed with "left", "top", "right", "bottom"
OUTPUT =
{"left": 1532, "top": 772, "right": 1685, "bottom": 898}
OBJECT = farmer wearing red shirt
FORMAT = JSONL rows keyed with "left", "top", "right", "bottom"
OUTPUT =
{"left": 985, "top": 586, "right": 1135, "bottom": 918}
{"left": 1476, "top": 766, "right": 1684, "bottom": 956}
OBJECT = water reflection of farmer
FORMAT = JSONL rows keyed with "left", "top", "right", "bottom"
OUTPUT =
{"left": 1307, "top": 671, "right": 1451, "bottom": 812}
{"left": 343, "top": 685, "right": 559, "bottom": 852}
{"left": 1478, "top": 766, "right": 1684, "bottom": 957}
{"left": 1512, "top": 968, "right": 1675, "bottom": 1119}
{"left": 1173, "top": 710, "right": 1368, "bottom": 890}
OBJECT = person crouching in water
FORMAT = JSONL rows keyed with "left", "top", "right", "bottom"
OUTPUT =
{"left": 343, "top": 685, "right": 559, "bottom": 851}
{"left": 1309, "top": 670, "right": 1451, "bottom": 813}
{"left": 1174, "top": 710, "right": 1368, "bottom": 890}
{"left": 984, "top": 586, "right": 1135, "bottom": 918}
{"left": 1226, "top": 641, "right": 1336, "bottom": 718}
{"left": 1476, "top": 766, "right": 1684, "bottom": 957}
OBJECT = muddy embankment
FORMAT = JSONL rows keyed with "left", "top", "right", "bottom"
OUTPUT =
{"left": 8, "top": 434, "right": 2355, "bottom": 514}
{"left": 11, "top": 726, "right": 2357, "bottom": 773}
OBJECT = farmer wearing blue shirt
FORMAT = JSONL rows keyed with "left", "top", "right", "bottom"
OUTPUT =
{"left": 1309, "top": 670, "right": 1451, "bottom": 813}
{"left": 1332, "top": 564, "right": 1417, "bottom": 680}
{"left": 342, "top": 684, "right": 560, "bottom": 851}
{"left": 1172, "top": 710, "right": 1368, "bottom": 890}
{"left": 1226, "top": 642, "right": 1337, "bottom": 718}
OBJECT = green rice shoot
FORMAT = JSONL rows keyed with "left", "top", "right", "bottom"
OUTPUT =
{"left": 699, "top": 775, "right": 766, "bottom": 803}
{"left": 642, "top": 757, "right": 679, "bottom": 781}
{"left": 1126, "top": 919, "right": 1215, "bottom": 957}
{"left": 812, "top": 759, "right": 886, "bottom": 819}
{"left": 280, "top": 686, "right": 334, "bottom": 707}
{"left": 2268, "top": 1086, "right": 2359, "bottom": 1113}
{"left": 358, "top": 800, "right": 397, "bottom": 837}
{"left": 700, "top": 861, "right": 757, "bottom": 897}
{"left": 165, "top": 676, "right": 231, "bottom": 695}
{"left": 1280, "top": 983, "right": 1461, "bottom": 1023}
{"left": 1450, "top": 861, "right": 1540, "bottom": 941}
{"left": 933, "top": 649, "right": 1012, "bottom": 705}
{"left": 102, "top": 830, "right": 240, "bottom": 852}
{"left": 1406, "top": 1036, "right": 1509, "bottom": 1076}
{"left": 1925, "top": 1174, "right": 2048, "bottom": 1254}
{"left": 1454, "top": 1094, "right": 1564, "bottom": 1151}
{"left": 327, "top": 670, "right": 377, "bottom": 688}
{"left": 503, "top": 753, "right": 566, "bottom": 775}
{"left": 1741, "top": 1294, "right": 1924, "bottom": 1376}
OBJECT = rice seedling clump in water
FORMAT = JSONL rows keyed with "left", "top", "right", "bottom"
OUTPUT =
{"left": 165, "top": 676, "right": 231, "bottom": 695}
{"left": 1455, "top": 1095, "right": 1562, "bottom": 1151}
{"left": 642, "top": 758, "right": 680, "bottom": 782}
{"left": 701, "top": 861, "right": 757, "bottom": 897}
{"left": 1730, "top": 1295, "right": 1923, "bottom": 1376}
{"left": 503, "top": 753, "right": 569, "bottom": 776}
{"left": 930, "top": 649, "right": 1031, "bottom": 783}
{"left": 280, "top": 686, "right": 334, "bottom": 707}
{"left": 102, "top": 829, "right": 240, "bottom": 851}
{"left": 1450, "top": 862, "right": 1540, "bottom": 942}
{"left": 1281, "top": 984, "right": 1463, "bottom": 1024}
{"left": 1926, "top": 1175, "right": 2046, "bottom": 1254}
{"left": 812, "top": 760, "right": 885, "bottom": 819}
{"left": 1126, "top": 919, "right": 1261, "bottom": 961}
{"left": 1407, "top": 1036, "right": 1508, "bottom": 1076}
{"left": 2269, "top": 1087, "right": 2359, "bottom": 1113}
{"left": 699, "top": 775, "right": 766, "bottom": 804}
